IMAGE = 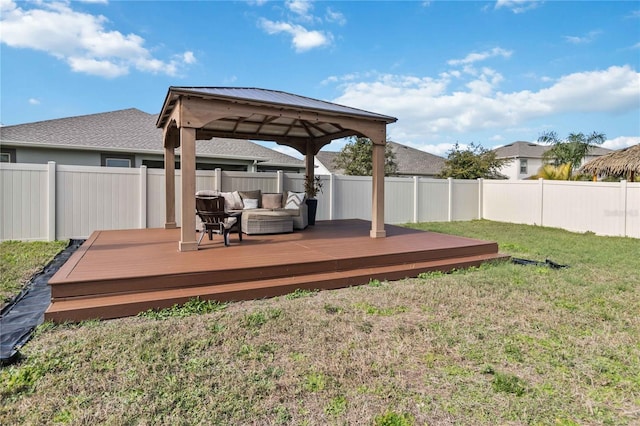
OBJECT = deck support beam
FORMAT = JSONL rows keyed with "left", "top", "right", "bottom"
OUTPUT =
{"left": 164, "top": 146, "right": 176, "bottom": 229}
{"left": 370, "top": 138, "right": 386, "bottom": 238}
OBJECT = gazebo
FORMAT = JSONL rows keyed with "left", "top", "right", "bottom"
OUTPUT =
{"left": 156, "top": 87, "right": 398, "bottom": 251}
{"left": 579, "top": 144, "right": 640, "bottom": 182}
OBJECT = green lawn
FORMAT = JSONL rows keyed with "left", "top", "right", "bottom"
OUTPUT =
{"left": 1, "top": 221, "right": 638, "bottom": 425}
{"left": 0, "top": 240, "right": 68, "bottom": 307}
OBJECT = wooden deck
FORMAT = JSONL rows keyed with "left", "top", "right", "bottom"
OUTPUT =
{"left": 45, "top": 219, "right": 508, "bottom": 322}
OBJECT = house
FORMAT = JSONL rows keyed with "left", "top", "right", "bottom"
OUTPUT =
{"left": 315, "top": 141, "right": 445, "bottom": 177}
{"left": 493, "top": 141, "right": 612, "bottom": 180}
{"left": 0, "top": 108, "right": 305, "bottom": 172}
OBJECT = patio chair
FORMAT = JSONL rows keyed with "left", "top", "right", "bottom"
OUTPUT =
{"left": 196, "top": 194, "right": 242, "bottom": 246}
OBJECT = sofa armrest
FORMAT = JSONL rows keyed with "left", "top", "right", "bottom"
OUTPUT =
{"left": 292, "top": 203, "right": 308, "bottom": 230}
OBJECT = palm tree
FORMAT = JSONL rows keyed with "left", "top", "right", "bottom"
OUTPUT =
{"left": 535, "top": 163, "right": 572, "bottom": 180}
{"left": 538, "top": 131, "right": 605, "bottom": 178}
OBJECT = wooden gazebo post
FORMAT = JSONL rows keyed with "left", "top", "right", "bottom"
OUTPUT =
{"left": 179, "top": 126, "right": 198, "bottom": 251}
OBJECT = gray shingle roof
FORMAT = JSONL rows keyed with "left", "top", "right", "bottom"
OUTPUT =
{"left": 316, "top": 151, "right": 344, "bottom": 175}
{"left": 316, "top": 141, "right": 445, "bottom": 176}
{"left": 0, "top": 108, "right": 303, "bottom": 167}
{"left": 388, "top": 142, "right": 445, "bottom": 176}
{"left": 494, "top": 141, "right": 612, "bottom": 159}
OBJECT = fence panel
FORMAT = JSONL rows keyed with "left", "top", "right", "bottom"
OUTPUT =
{"left": 417, "top": 179, "right": 449, "bottom": 222}
{"left": 56, "top": 165, "right": 140, "bottom": 239}
{"left": 542, "top": 180, "right": 626, "bottom": 236}
{"left": 0, "top": 164, "right": 48, "bottom": 241}
{"left": 452, "top": 180, "right": 480, "bottom": 221}
{"left": 333, "top": 176, "right": 372, "bottom": 220}
{"left": 385, "top": 177, "right": 414, "bottom": 224}
{"left": 221, "top": 172, "right": 277, "bottom": 193}
{"left": 483, "top": 180, "right": 541, "bottom": 225}
{"left": 626, "top": 184, "right": 640, "bottom": 238}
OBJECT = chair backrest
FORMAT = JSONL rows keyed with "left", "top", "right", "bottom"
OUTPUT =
{"left": 196, "top": 195, "right": 227, "bottom": 224}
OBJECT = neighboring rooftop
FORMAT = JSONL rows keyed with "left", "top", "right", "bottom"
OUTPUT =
{"left": 388, "top": 142, "right": 445, "bottom": 176}
{"left": 316, "top": 141, "right": 445, "bottom": 177}
{"left": 494, "top": 141, "right": 612, "bottom": 159}
{"left": 0, "top": 108, "right": 304, "bottom": 168}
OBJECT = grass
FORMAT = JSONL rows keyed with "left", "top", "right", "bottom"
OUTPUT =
{"left": 1, "top": 221, "right": 639, "bottom": 425}
{"left": 0, "top": 240, "right": 68, "bottom": 307}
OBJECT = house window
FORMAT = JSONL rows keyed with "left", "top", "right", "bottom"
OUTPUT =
{"left": 101, "top": 153, "right": 134, "bottom": 168}
{"left": 1, "top": 148, "right": 16, "bottom": 163}
{"left": 519, "top": 159, "right": 528, "bottom": 174}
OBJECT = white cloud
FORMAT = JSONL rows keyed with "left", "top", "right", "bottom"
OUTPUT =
{"left": 68, "top": 56, "right": 128, "bottom": 78}
{"left": 182, "top": 51, "right": 196, "bottom": 64}
{"left": 286, "top": 0, "right": 313, "bottom": 20}
{"left": 28, "top": 98, "right": 41, "bottom": 105}
{"left": 331, "top": 65, "right": 640, "bottom": 145}
{"left": 325, "top": 7, "right": 346, "bottom": 26}
{"left": 495, "top": 0, "right": 541, "bottom": 14}
{"left": 603, "top": 136, "right": 640, "bottom": 150}
{"left": 259, "top": 18, "right": 331, "bottom": 52}
{"left": 564, "top": 30, "right": 602, "bottom": 44}
{"left": 447, "top": 47, "right": 513, "bottom": 66}
{"left": 0, "top": 0, "right": 195, "bottom": 78}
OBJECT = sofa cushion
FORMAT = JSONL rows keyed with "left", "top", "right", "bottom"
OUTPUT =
{"left": 196, "top": 189, "right": 219, "bottom": 197}
{"left": 262, "top": 193, "right": 283, "bottom": 209}
{"left": 239, "top": 190, "right": 262, "bottom": 207}
{"left": 285, "top": 191, "right": 305, "bottom": 210}
{"left": 243, "top": 198, "right": 259, "bottom": 210}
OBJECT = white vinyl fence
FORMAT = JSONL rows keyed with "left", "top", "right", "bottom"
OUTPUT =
{"left": 1, "top": 162, "right": 638, "bottom": 241}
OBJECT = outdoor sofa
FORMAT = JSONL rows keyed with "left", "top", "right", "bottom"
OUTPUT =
{"left": 196, "top": 189, "right": 308, "bottom": 235}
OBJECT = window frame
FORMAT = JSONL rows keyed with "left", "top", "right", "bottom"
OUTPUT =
{"left": 101, "top": 153, "right": 135, "bottom": 168}
{"left": 519, "top": 159, "right": 528, "bottom": 174}
{"left": 0, "top": 148, "right": 16, "bottom": 163}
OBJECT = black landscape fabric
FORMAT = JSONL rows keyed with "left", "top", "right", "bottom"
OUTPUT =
{"left": 1, "top": 240, "right": 84, "bottom": 365}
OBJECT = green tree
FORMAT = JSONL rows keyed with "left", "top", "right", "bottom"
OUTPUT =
{"left": 333, "top": 136, "right": 398, "bottom": 176}
{"left": 438, "top": 143, "right": 511, "bottom": 179}
{"left": 538, "top": 131, "right": 605, "bottom": 178}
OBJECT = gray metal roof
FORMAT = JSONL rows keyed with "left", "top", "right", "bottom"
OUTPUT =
{"left": 0, "top": 108, "right": 304, "bottom": 167}
{"left": 159, "top": 87, "right": 398, "bottom": 128}
{"left": 316, "top": 141, "right": 445, "bottom": 177}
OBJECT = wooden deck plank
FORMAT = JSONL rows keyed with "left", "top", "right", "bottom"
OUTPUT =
{"left": 45, "top": 219, "right": 508, "bottom": 322}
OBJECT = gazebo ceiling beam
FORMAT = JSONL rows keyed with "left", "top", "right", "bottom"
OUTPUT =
{"left": 178, "top": 96, "right": 385, "bottom": 135}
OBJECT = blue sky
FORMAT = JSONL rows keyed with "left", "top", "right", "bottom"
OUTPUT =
{"left": 1, "top": 0, "right": 639, "bottom": 158}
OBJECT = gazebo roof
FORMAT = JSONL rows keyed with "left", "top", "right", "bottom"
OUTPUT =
{"left": 157, "top": 87, "right": 397, "bottom": 155}
{"left": 579, "top": 144, "right": 640, "bottom": 178}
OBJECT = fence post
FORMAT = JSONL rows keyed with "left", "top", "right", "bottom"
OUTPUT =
{"left": 47, "top": 161, "right": 56, "bottom": 241}
{"left": 139, "top": 165, "right": 147, "bottom": 229}
{"left": 214, "top": 168, "right": 222, "bottom": 191}
{"left": 621, "top": 179, "right": 628, "bottom": 237}
{"left": 477, "top": 178, "right": 484, "bottom": 220}
{"left": 277, "top": 170, "right": 284, "bottom": 193}
{"left": 413, "top": 176, "right": 419, "bottom": 223}
{"left": 538, "top": 178, "right": 544, "bottom": 226}
{"left": 329, "top": 173, "right": 335, "bottom": 220}
{"left": 447, "top": 177, "right": 453, "bottom": 222}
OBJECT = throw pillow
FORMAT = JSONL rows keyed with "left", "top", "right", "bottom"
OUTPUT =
{"left": 285, "top": 191, "right": 306, "bottom": 209}
{"left": 262, "top": 193, "right": 283, "bottom": 209}
{"left": 220, "top": 191, "right": 243, "bottom": 210}
{"left": 239, "top": 190, "right": 262, "bottom": 207}
{"left": 243, "top": 198, "right": 259, "bottom": 210}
